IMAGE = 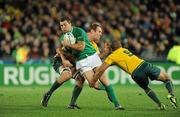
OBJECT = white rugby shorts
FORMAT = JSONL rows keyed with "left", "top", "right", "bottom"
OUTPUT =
{"left": 76, "top": 53, "right": 102, "bottom": 73}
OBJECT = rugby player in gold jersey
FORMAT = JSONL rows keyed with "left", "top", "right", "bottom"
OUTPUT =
{"left": 90, "top": 40, "right": 177, "bottom": 110}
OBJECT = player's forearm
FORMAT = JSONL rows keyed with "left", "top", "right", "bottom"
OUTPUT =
{"left": 99, "top": 49, "right": 111, "bottom": 58}
{"left": 99, "top": 52, "right": 107, "bottom": 58}
{"left": 66, "top": 42, "right": 85, "bottom": 51}
{"left": 60, "top": 53, "right": 66, "bottom": 63}
{"left": 94, "top": 66, "right": 105, "bottom": 82}
{"left": 94, "top": 63, "right": 109, "bottom": 82}
{"left": 64, "top": 52, "right": 76, "bottom": 62}
{"left": 93, "top": 70, "right": 104, "bottom": 82}
{"left": 67, "top": 44, "right": 85, "bottom": 51}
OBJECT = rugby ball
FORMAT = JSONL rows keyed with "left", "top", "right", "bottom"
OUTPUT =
{"left": 63, "top": 32, "right": 76, "bottom": 44}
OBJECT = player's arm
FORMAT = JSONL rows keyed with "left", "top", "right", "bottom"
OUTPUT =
{"left": 56, "top": 48, "right": 73, "bottom": 67}
{"left": 99, "top": 42, "right": 111, "bottom": 58}
{"left": 61, "top": 28, "right": 86, "bottom": 51}
{"left": 61, "top": 41, "right": 85, "bottom": 51}
{"left": 99, "top": 50, "right": 110, "bottom": 58}
{"left": 89, "top": 62, "right": 110, "bottom": 87}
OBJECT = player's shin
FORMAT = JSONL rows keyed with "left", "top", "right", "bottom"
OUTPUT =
{"left": 105, "top": 84, "right": 121, "bottom": 107}
{"left": 47, "top": 80, "right": 62, "bottom": 95}
{"left": 41, "top": 80, "right": 62, "bottom": 107}
{"left": 48, "top": 71, "right": 72, "bottom": 95}
{"left": 165, "top": 80, "right": 174, "bottom": 96}
{"left": 145, "top": 88, "right": 161, "bottom": 106}
{"left": 69, "top": 85, "right": 83, "bottom": 106}
{"left": 165, "top": 80, "right": 177, "bottom": 108}
{"left": 94, "top": 81, "right": 106, "bottom": 90}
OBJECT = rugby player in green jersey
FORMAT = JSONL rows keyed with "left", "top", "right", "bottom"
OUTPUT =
{"left": 60, "top": 16, "right": 124, "bottom": 110}
{"left": 41, "top": 17, "right": 124, "bottom": 110}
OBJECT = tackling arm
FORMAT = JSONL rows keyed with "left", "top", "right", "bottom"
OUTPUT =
{"left": 56, "top": 48, "right": 73, "bottom": 67}
{"left": 90, "top": 62, "right": 110, "bottom": 87}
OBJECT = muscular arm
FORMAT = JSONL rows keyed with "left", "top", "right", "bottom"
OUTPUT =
{"left": 56, "top": 48, "right": 65, "bottom": 61}
{"left": 99, "top": 51, "right": 109, "bottom": 59}
{"left": 93, "top": 62, "right": 110, "bottom": 83}
{"left": 62, "top": 41, "right": 85, "bottom": 51}
{"left": 56, "top": 48, "right": 73, "bottom": 67}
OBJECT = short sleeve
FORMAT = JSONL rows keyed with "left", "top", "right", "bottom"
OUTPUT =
{"left": 75, "top": 28, "right": 85, "bottom": 41}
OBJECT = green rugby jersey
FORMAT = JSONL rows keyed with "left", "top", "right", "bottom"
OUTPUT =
{"left": 59, "top": 27, "right": 96, "bottom": 61}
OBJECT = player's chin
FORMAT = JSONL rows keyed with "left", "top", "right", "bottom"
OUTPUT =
{"left": 62, "top": 30, "right": 68, "bottom": 33}
{"left": 64, "top": 30, "right": 71, "bottom": 33}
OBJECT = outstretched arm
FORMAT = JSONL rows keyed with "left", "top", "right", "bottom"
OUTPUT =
{"left": 89, "top": 62, "right": 110, "bottom": 87}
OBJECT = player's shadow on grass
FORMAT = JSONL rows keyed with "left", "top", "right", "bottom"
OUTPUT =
{"left": 81, "top": 106, "right": 115, "bottom": 111}
{"left": 82, "top": 105, "right": 167, "bottom": 112}
{"left": 0, "top": 105, "right": 66, "bottom": 112}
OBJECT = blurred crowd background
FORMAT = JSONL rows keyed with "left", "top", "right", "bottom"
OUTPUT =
{"left": 0, "top": 0, "right": 180, "bottom": 64}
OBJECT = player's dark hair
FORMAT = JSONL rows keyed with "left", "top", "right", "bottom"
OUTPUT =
{"left": 111, "top": 39, "right": 122, "bottom": 51}
{"left": 89, "top": 22, "right": 101, "bottom": 31}
{"left": 59, "top": 16, "right": 71, "bottom": 23}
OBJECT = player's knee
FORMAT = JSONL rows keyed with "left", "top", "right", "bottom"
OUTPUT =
{"left": 157, "top": 71, "right": 170, "bottom": 82}
{"left": 93, "top": 82, "right": 100, "bottom": 89}
{"left": 65, "top": 72, "right": 73, "bottom": 78}
{"left": 75, "top": 79, "right": 84, "bottom": 88}
{"left": 99, "top": 76, "right": 109, "bottom": 86}
{"left": 78, "top": 76, "right": 85, "bottom": 83}
{"left": 163, "top": 78, "right": 171, "bottom": 83}
{"left": 57, "top": 77, "right": 66, "bottom": 84}
{"left": 88, "top": 81, "right": 96, "bottom": 88}
{"left": 76, "top": 83, "right": 84, "bottom": 88}
{"left": 56, "top": 78, "right": 63, "bottom": 84}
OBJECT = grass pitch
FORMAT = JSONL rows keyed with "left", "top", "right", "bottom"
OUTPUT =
{"left": 0, "top": 85, "right": 180, "bottom": 117}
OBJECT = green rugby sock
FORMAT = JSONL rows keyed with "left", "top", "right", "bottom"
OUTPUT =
{"left": 165, "top": 80, "right": 174, "bottom": 96}
{"left": 48, "top": 80, "right": 62, "bottom": 95}
{"left": 70, "top": 85, "right": 82, "bottom": 105}
{"left": 95, "top": 82, "right": 106, "bottom": 90}
{"left": 98, "top": 82, "right": 106, "bottom": 90}
{"left": 105, "top": 85, "right": 120, "bottom": 107}
{"left": 146, "top": 88, "right": 161, "bottom": 106}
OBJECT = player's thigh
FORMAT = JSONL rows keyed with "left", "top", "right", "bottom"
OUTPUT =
{"left": 82, "top": 70, "right": 94, "bottom": 84}
{"left": 90, "top": 53, "right": 102, "bottom": 68}
{"left": 57, "top": 71, "right": 72, "bottom": 83}
{"left": 132, "top": 77, "right": 149, "bottom": 90}
{"left": 146, "top": 62, "right": 161, "bottom": 81}
{"left": 93, "top": 67, "right": 109, "bottom": 86}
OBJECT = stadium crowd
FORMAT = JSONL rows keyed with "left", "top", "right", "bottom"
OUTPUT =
{"left": 0, "top": 0, "right": 180, "bottom": 64}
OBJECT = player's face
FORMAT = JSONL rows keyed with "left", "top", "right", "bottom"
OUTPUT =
{"left": 93, "top": 26, "right": 102, "bottom": 43}
{"left": 60, "top": 20, "right": 72, "bottom": 33}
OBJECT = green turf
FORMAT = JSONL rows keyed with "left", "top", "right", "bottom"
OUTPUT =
{"left": 0, "top": 85, "right": 180, "bottom": 117}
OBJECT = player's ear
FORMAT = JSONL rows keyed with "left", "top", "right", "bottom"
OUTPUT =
{"left": 90, "top": 29, "right": 93, "bottom": 33}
